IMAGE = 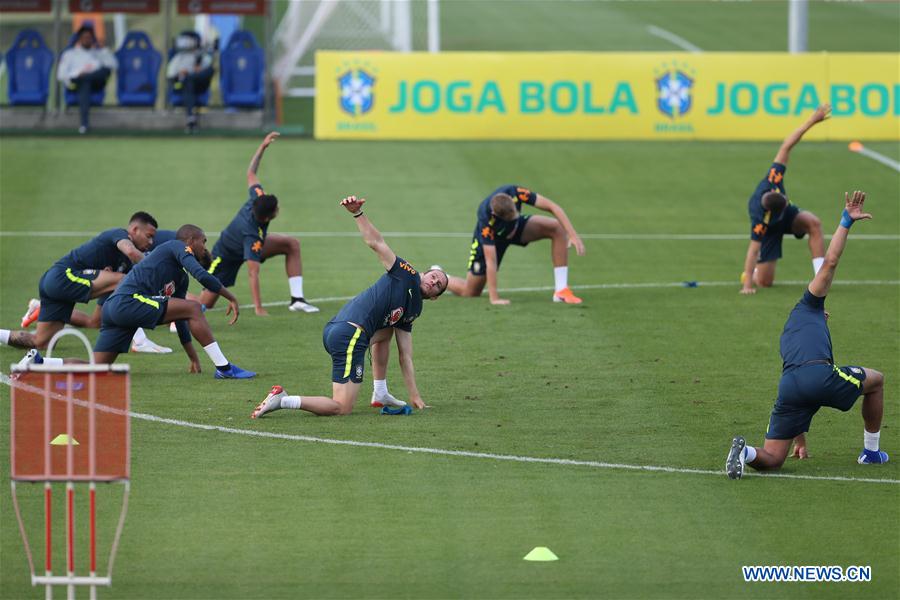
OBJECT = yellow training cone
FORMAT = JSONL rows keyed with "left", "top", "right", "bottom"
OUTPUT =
{"left": 523, "top": 547, "right": 558, "bottom": 561}
{"left": 50, "top": 434, "right": 79, "bottom": 446}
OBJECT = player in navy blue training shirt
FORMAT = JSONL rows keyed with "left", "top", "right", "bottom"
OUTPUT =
{"left": 93, "top": 224, "right": 254, "bottom": 378}
{"left": 740, "top": 105, "right": 829, "bottom": 295}
{"left": 726, "top": 191, "right": 887, "bottom": 479}
{"left": 198, "top": 132, "right": 319, "bottom": 316}
{"left": 442, "top": 184, "right": 586, "bottom": 305}
{"left": 251, "top": 196, "right": 448, "bottom": 418}
{"left": 0, "top": 212, "right": 157, "bottom": 355}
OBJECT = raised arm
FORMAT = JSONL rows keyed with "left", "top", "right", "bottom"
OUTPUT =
{"left": 534, "top": 194, "right": 585, "bottom": 255}
{"left": 808, "top": 190, "right": 871, "bottom": 298}
{"left": 773, "top": 104, "right": 830, "bottom": 165}
{"left": 247, "top": 131, "right": 280, "bottom": 188}
{"left": 340, "top": 196, "right": 396, "bottom": 270}
{"left": 395, "top": 328, "right": 427, "bottom": 409}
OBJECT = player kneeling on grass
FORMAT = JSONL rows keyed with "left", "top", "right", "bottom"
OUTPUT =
{"left": 1, "top": 212, "right": 163, "bottom": 353}
{"left": 726, "top": 191, "right": 887, "bottom": 479}
{"left": 442, "top": 185, "right": 585, "bottom": 305}
{"left": 89, "top": 225, "right": 255, "bottom": 378}
{"left": 252, "top": 196, "right": 448, "bottom": 418}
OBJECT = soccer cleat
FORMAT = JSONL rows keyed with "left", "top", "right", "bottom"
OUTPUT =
{"left": 17, "top": 349, "right": 44, "bottom": 368}
{"left": 169, "top": 322, "right": 178, "bottom": 333}
{"left": 857, "top": 449, "right": 890, "bottom": 464}
{"left": 131, "top": 338, "right": 173, "bottom": 354}
{"left": 288, "top": 298, "right": 320, "bottom": 313}
{"left": 21, "top": 299, "right": 41, "bottom": 328}
{"left": 214, "top": 364, "right": 257, "bottom": 379}
{"left": 371, "top": 391, "right": 407, "bottom": 409}
{"left": 552, "top": 287, "right": 582, "bottom": 304}
{"left": 251, "top": 385, "right": 285, "bottom": 418}
{"left": 725, "top": 436, "right": 746, "bottom": 480}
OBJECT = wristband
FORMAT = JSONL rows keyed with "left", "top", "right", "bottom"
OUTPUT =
{"left": 352, "top": 210, "right": 364, "bottom": 218}
{"left": 840, "top": 209, "right": 853, "bottom": 229}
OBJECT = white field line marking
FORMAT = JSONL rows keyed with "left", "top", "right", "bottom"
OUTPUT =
{"left": 213, "top": 279, "right": 900, "bottom": 311}
{"left": 1, "top": 231, "right": 897, "bottom": 241}
{"left": 1, "top": 373, "right": 895, "bottom": 486}
{"left": 850, "top": 143, "right": 900, "bottom": 173}
{"left": 646, "top": 24, "right": 702, "bottom": 53}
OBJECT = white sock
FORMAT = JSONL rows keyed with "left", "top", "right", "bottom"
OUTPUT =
{"left": 374, "top": 379, "right": 388, "bottom": 396}
{"left": 812, "top": 257, "right": 825, "bottom": 274}
{"left": 553, "top": 266, "right": 568, "bottom": 292}
{"left": 289, "top": 276, "right": 304, "bottom": 299}
{"left": 281, "top": 395, "right": 302, "bottom": 409}
{"left": 0, "top": 329, "right": 10, "bottom": 346}
{"left": 743, "top": 446, "right": 757, "bottom": 463}
{"left": 132, "top": 328, "right": 148, "bottom": 345}
{"left": 202, "top": 341, "right": 229, "bottom": 368}
{"left": 43, "top": 357, "right": 64, "bottom": 366}
{"left": 864, "top": 430, "right": 880, "bottom": 452}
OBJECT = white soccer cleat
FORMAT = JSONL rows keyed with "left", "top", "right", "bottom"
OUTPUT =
{"left": 21, "top": 298, "right": 40, "bottom": 328}
{"left": 371, "top": 391, "right": 407, "bottom": 408}
{"left": 288, "top": 298, "right": 320, "bottom": 313}
{"left": 131, "top": 338, "right": 173, "bottom": 354}
{"left": 252, "top": 385, "right": 286, "bottom": 419}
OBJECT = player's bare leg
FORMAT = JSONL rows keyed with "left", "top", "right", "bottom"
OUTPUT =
{"left": 161, "top": 298, "right": 216, "bottom": 345}
{"left": 792, "top": 211, "right": 825, "bottom": 266}
{"left": 522, "top": 215, "right": 581, "bottom": 303}
{"left": 748, "top": 438, "right": 792, "bottom": 470}
{"left": 69, "top": 305, "right": 103, "bottom": 328}
{"left": 89, "top": 270, "right": 126, "bottom": 297}
{"left": 861, "top": 368, "right": 884, "bottom": 434}
{"left": 4, "top": 320, "right": 65, "bottom": 350}
{"left": 369, "top": 328, "right": 406, "bottom": 407}
{"left": 447, "top": 272, "right": 485, "bottom": 297}
{"left": 754, "top": 260, "right": 777, "bottom": 287}
{"left": 263, "top": 233, "right": 318, "bottom": 312}
{"left": 198, "top": 288, "right": 221, "bottom": 309}
{"left": 253, "top": 381, "right": 362, "bottom": 418}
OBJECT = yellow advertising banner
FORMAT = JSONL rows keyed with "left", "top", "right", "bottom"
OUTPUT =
{"left": 314, "top": 51, "right": 899, "bottom": 141}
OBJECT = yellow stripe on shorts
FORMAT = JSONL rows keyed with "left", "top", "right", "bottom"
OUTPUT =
{"left": 132, "top": 293, "right": 160, "bottom": 309}
{"left": 65, "top": 268, "right": 91, "bottom": 287}
{"left": 342, "top": 327, "right": 363, "bottom": 379}
{"left": 208, "top": 256, "right": 222, "bottom": 274}
{"left": 833, "top": 365, "right": 861, "bottom": 388}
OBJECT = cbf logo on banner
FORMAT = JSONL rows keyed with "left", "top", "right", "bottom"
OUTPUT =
{"left": 339, "top": 68, "right": 375, "bottom": 116}
{"left": 315, "top": 51, "right": 900, "bottom": 141}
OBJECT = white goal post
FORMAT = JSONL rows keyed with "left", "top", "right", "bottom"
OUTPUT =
{"left": 272, "top": 0, "right": 440, "bottom": 98}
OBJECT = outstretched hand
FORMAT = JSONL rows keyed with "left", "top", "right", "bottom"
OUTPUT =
{"left": 810, "top": 103, "right": 831, "bottom": 124}
{"left": 341, "top": 195, "right": 366, "bottom": 214}
{"left": 261, "top": 131, "right": 280, "bottom": 147}
{"left": 226, "top": 299, "right": 240, "bottom": 325}
{"left": 844, "top": 190, "right": 871, "bottom": 222}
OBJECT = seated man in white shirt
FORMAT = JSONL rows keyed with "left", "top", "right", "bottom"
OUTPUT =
{"left": 57, "top": 26, "right": 117, "bottom": 134}
{"left": 167, "top": 31, "right": 215, "bottom": 133}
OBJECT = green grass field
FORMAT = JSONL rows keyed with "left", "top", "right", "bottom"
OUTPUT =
{"left": 0, "top": 135, "right": 898, "bottom": 598}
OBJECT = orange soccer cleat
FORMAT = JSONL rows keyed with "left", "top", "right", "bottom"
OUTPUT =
{"left": 552, "top": 287, "right": 582, "bottom": 304}
{"left": 20, "top": 299, "right": 41, "bottom": 328}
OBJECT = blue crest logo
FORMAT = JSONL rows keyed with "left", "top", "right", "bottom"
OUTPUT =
{"left": 338, "top": 69, "right": 375, "bottom": 116}
{"left": 656, "top": 69, "right": 693, "bottom": 119}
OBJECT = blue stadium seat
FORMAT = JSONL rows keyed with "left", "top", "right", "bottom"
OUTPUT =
{"left": 220, "top": 30, "right": 264, "bottom": 109}
{"left": 62, "top": 27, "right": 106, "bottom": 108}
{"left": 115, "top": 31, "right": 161, "bottom": 107}
{"left": 5, "top": 29, "right": 54, "bottom": 106}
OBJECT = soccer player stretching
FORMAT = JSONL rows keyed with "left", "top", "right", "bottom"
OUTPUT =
{"left": 740, "top": 105, "right": 830, "bottom": 294}
{"left": 443, "top": 184, "right": 585, "bottom": 305}
{"left": 199, "top": 132, "right": 319, "bottom": 315}
{"left": 251, "top": 196, "right": 448, "bottom": 418}
{"left": 726, "top": 191, "right": 887, "bottom": 479}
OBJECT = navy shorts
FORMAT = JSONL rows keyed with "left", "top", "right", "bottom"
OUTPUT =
{"left": 758, "top": 204, "right": 803, "bottom": 263}
{"left": 38, "top": 265, "right": 100, "bottom": 323}
{"left": 94, "top": 293, "right": 168, "bottom": 354}
{"left": 467, "top": 215, "right": 531, "bottom": 275}
{"left": 766, "top": 363, "right": 867, "bottom": 440}
{"left": 207, "top": 255, "right": 246, "bottom": 289}
{"left": 322, "top": 321, "right": 369, "bottom": 384}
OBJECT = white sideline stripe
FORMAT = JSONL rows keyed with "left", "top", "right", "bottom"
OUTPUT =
{"left": 646, "top": 25, "right": 702, "bottom": 53}
{"left": 216, "top": 279, "right": 900, "bottom": 311}
{"left": 851, "top": 144, "right": 900, "bottom": 173}
{"left": 1, "top": 231, "right": 897, "bottom": 241}
{"left": 0, "top": 372, "right": 894, "bottom": 485}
